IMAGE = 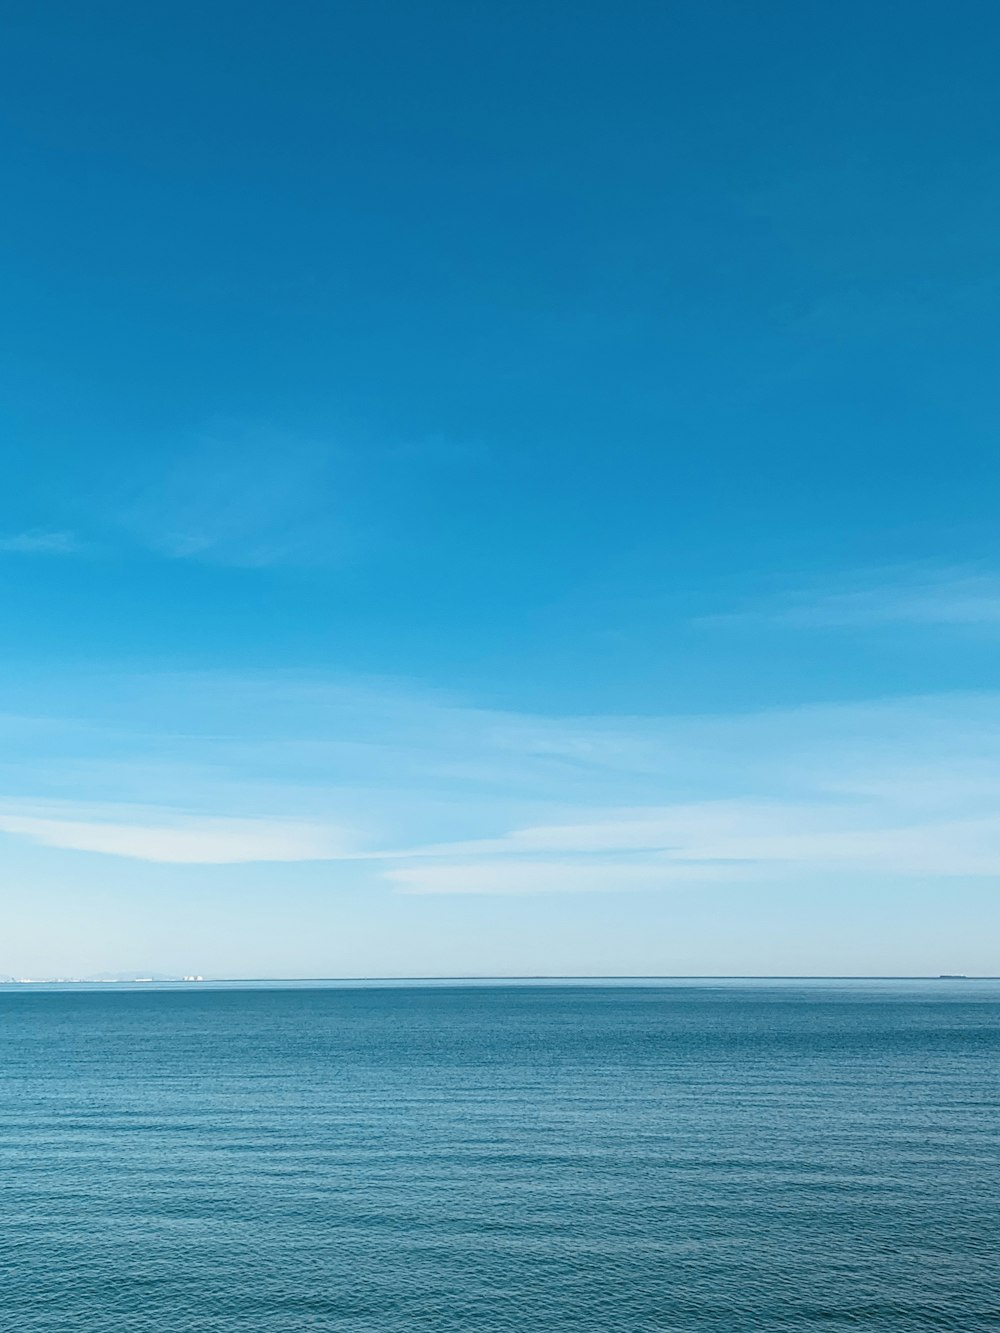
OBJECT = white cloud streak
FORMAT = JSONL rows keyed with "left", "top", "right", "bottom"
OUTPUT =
{"left": 2, "top": 676, "right": 1000, "bottom": 887}
{"left": 0, "top": 806, "right": 352, "bottom": 864}
{"left": 707, "top": 566, "right": 1000, "bottom": 629}
{"left": 0, "top": 530, "right": 80, "bottom": 555}
{"left": 384, "top": 804, "right": 1000, "bottom": 892}
{"left": 386, "top": 860, "right": 737, "bottom": 895}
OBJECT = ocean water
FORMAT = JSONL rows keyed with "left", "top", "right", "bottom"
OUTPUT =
{"left": 1, "top": 980, "right": 998, "bottom": 1332}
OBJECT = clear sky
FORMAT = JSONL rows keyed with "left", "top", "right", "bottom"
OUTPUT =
{"left": 3, "top": 0, "right": 1000, "bottom": 977}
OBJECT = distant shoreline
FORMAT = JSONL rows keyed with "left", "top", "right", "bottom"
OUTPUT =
{"left": 0, "top": 973, "right": 992, "bottom": 989}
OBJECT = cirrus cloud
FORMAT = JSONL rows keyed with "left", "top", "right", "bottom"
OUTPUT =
{"left": 0, "top": 806, "right": 352, "bottom": 864}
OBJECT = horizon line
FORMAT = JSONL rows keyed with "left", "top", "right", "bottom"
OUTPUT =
{"left": 1, "top": 973, "right": 991, "bottom": 985}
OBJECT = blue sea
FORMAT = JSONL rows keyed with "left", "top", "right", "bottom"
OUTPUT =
{"left": 2, "top": 979, "right": 998, "bottom": 1331}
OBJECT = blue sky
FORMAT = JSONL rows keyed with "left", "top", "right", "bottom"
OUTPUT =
{"left": 3, "top": 1, "right": 1000, "bottom": 976}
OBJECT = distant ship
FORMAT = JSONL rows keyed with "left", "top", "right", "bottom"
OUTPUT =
{"left": 938, "top": 974, "right": 968, "bottom": 979}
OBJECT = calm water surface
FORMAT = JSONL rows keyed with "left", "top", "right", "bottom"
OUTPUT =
{"left": 1, "top": 980, "right": 998, "bottom": 1331}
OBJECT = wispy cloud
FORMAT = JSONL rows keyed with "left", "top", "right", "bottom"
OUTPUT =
{"left": 115, "top": 428, "right": 353, "bottom": 569}
{"left": 384, "top": 801, "right": 1000, "bottom": 890}
{"left": 0, "top": 804, "right": 353, "bottom": 864}
{"left": 3, "top": 673, "right": 1000, "bottom": 886}
{"left": 0, "top": 529, "right": 81, "bottom": 555}
{"left": 705, "top": 565, "right": 1000, "bottom": 630}
{"left": 386, "top": 860, "right": 737, "bottom": 895}
{"left": 105, "top": 420, "right": 490, "bottom": 570}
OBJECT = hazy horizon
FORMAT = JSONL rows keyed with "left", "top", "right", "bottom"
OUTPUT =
{"left": 3, "top": 975, "right": 995, "bottom": 996}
